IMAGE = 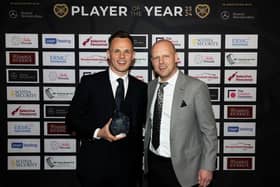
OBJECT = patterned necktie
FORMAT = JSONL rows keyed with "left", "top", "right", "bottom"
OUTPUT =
{"left": 152, "top": 82, "right": 168, "bottom": 150}
{"left": 115, "top": 78, "right": 124, "bottom": 112}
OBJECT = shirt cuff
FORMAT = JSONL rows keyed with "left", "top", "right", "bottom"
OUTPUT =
{"left": 93, "top": 128, "right": 101, "bottom": 140}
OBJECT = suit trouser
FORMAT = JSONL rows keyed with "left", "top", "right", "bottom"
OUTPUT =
{"left": 147, "top": 150, "right": 181, "bottom": 187}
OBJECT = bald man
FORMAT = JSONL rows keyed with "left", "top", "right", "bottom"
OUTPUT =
{"left": 144, "top": 40, "right": 218, "bottom": 187}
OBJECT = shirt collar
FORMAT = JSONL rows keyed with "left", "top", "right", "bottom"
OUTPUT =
{"left": 158, "top": 69, "right": 179, "bottom": 86}
{"left": 109, "top": 68, "right": 129, "bottom": 82}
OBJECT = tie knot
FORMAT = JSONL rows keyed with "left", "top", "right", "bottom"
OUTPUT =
{"left": 117, "top": 78, "right": 123, "bottom": 85}
{"left": 159, "top": 82, "right": 168, "bottom": 88}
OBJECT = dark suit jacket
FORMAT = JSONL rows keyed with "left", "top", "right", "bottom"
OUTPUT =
{"left": 65, "top": 70, "right": 147, "bottom": 186}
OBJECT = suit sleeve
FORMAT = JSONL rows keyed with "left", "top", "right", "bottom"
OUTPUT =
{"left": 194, "top": 82, "right": 218, "bottom": 171}
{"left": 65, "top": 76, "right": 96, "bottom": 139}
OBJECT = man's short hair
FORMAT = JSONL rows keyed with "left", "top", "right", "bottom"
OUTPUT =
{"left": 108, "top": 30, "right": 134, "bottom": 48}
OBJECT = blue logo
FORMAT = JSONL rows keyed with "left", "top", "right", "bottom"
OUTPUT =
{"left": 11, "top": 142, "right": 23, "bottom": 148}
{"left": 228, "top": 126, "right": 239, "bottom": 132}
{"left": 45, "top": 38, "right": 57, "bottom": 44}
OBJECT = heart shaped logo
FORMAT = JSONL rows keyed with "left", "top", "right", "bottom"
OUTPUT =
{"left": 53, "top": 3, "right": 69, "bottom": 18}
{"left": 195, "top": 4, "right": 210, "bottom": 19}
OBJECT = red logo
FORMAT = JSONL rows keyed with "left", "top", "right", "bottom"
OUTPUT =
{"left": 228, "top": 72, "right": 238, "bottom": 81}
{"left": 11, "top": 106, "right": 21, "bottom": 115}
{"left": 82, "top": 36, "right": 92, "bottom": 46}
{"left": 227, "top": 157, "right": 253, "bottom": 169}
{"left": 227, "top": 106, "right": 253, "bottom": 118}
{"left": 47, "top": 122, "right": 68, "bottom": 134}
{"left": 10, "top": 52, "right": 35, "bottom": 64}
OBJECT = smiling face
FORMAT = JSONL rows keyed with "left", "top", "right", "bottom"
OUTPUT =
{"left": 107, "top": 37, "right": 135, "bottom": 76}
{"left": 151, "top": 40, "right": 178, "bottom": 81}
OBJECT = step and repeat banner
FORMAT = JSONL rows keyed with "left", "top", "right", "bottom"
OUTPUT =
{"left": 1, "top": 0, "right": 261, "bottom": 186}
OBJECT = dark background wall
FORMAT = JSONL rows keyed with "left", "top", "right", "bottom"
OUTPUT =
{"left": 1, "top": 0, "right": 279, "bottom": 187}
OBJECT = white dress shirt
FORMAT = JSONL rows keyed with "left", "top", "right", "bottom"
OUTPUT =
{"left": 150, "top": 70, "right": 179, "bottom": 157}
{"left": 93, "top": 68, "right": 129, "bottom": 139}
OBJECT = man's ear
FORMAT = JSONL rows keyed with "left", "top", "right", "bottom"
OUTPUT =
{"left": 175, "top": 52, "right": 179, "bottom": 64}
{"left": 106, "top": 50, "right": 110, "bottom": 60}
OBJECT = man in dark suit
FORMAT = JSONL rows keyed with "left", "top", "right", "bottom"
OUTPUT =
{"left": 144, "top": 40, "right": 217, "bottom": 187}
{"left": 66, "top": 30, "right": 147, "bottom": 187}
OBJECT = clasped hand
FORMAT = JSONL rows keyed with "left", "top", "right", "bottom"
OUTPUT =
{"left": 97, "top": 118, "right": 126, "bottom": 142}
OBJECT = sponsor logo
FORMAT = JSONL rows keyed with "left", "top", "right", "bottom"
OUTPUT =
{"left": 192, "top": 38, "right": 219, "bottom": 47}
{"left": 7, "top": 69, "right": 38, "bottom": 82}
{"left": 220, "top": 10, "right": 230, "bottom": 20}
{"left": 131, "top": 35, "right": 148, "bottom": 48}
{"left": 152, "top": 34, "right": 184, "bottom": 49}
{"left": 44, "top": 87, "right": 74, "bottom": 100}
{"left": 45, "top": 38, "right": 71, "bottom": 45}
{"left": 228, "top": 126, "right": 254, "bottom": 133}
{"left": 226, "top": 70, "right": 256, "bottom": 83}
{"left": 227, "top": 157, "right": 253, "bottom": 169}
{"left": 225, "top": 35, "right": 258, "bottom": 49}
{"left": 11, "top": 142, "right": 23, "bottom": 148}
{"left": 14, "top": 125, "right": 32, "bottom": 133}
{"left": 80, "top": 55, "right": 106, "bottom": 62}
{"left": 8, "top": 139, "right": 40, "bottom": 153}
{"left": 8, "top": 121, "right": 40, "bottom": 136}
{"left": 8, "top": 104, "right": 40, "bottom": 118}
{"left": 195, "top": 54, "right": 215, "bottom": 64}
{"left": 79, "top": 34, "right": 109, "bottom": 49}
{"left": 43, "top": 69, "right": 75, "bottom": 83}
{"left": 44, "top": 139, "right": 77, "bottom": 152}
{"left": 227, "top": 106, "right": 253, "bottom": 118}
{"left": 225, "top": 142, "right": 253, "bottom": 150}
{"left": 42, "top": 52, "right": 74, "bottom": 66}
{"left": 9, "top": 52, "right": 35, "bottom": 64}
{"left": 47, "top": 122, "right": 68, "bottom": 134}
{"left": 5, "top": 34, "right": 38, "bottom": 48}
{"left": 8, "top": 156, "right": 40, "bottom": 170}
{"left": 11, "top": 142, "right": 38, "bottom": 149}
{"left": 225, "top": 53, "right": 257, "bottom": 66}
{"left": 45, "top": 38, "right": 56, "bottom": 44}
{"left": 11, "top": 106, "right": 37, "bottom": 116}
{"left": 7, "top": 87, "right": 39, "bottom": 100}
{"left": 226, "top": 88, "right": 256, "bottom": 101}
{"left": 224, "top": 122, "right": 256, "bottom": 136}
{"left": 9, "top": 10, "right": 18, "bottom": 19}
{"left": 232, "top": 39, "right": 249, "bottom": 46}
{"left": 50, "top": 55, "right": 67, "bottom": 64}
{"left": 45, "top": 156, "right": 76, "bottom": 169}
{"left": 224, "top": 139, "right": 255, "bottom": 153}
{"left": 45, "top": 105, "right": 69, "bottom": 118}
{"left": 188, "top": 70, "right": 220, "bottom": 84}
{"left": 53, "top": 3, "right": 69, "bottom": 18}
{"left": 79, "top": 52, "right": 108, "bottom": 66}
{"left": 53, "top": 71, "right": 67, "bottom": 80}
{"left": 228, "top": 126, "right": 239, "bottom": 132}
{"left": 188, "top": 34, "right": 221, "bottom": 49}
{"left": 188, "top": 52, "right": 221, "bottom": 66}
{"left": 42, "top": 34, "right": 74, "bottom": 48}
{"left": 50, "top": 141, "right": 70, "bottom": 150}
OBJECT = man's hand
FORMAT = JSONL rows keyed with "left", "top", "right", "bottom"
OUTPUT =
{"left": 198, "top": 169, "right": 213, "bottom": 187}
{"left": 97, "top": 118, "right": 126, "bottom": 142}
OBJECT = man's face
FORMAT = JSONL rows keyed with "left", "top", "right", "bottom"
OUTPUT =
{"left": 107, "top": 37, "right": 135, "bottom": 76}
{"left": 151, "top": 41, "right": 178, "bottom": 81}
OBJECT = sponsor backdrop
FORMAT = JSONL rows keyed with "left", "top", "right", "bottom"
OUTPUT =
{"left": 0, "top": 0, "right": 279, "bottom": 187}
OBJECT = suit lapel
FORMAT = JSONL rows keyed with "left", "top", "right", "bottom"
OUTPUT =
{"left": 104, "top": 70, "right": 115, "bottom": 103}
{"left": 170, "top": 71, "right": 186, "bottom": 129}
{"left": 147, "top": 79, "right": 158, "bottom": 118}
